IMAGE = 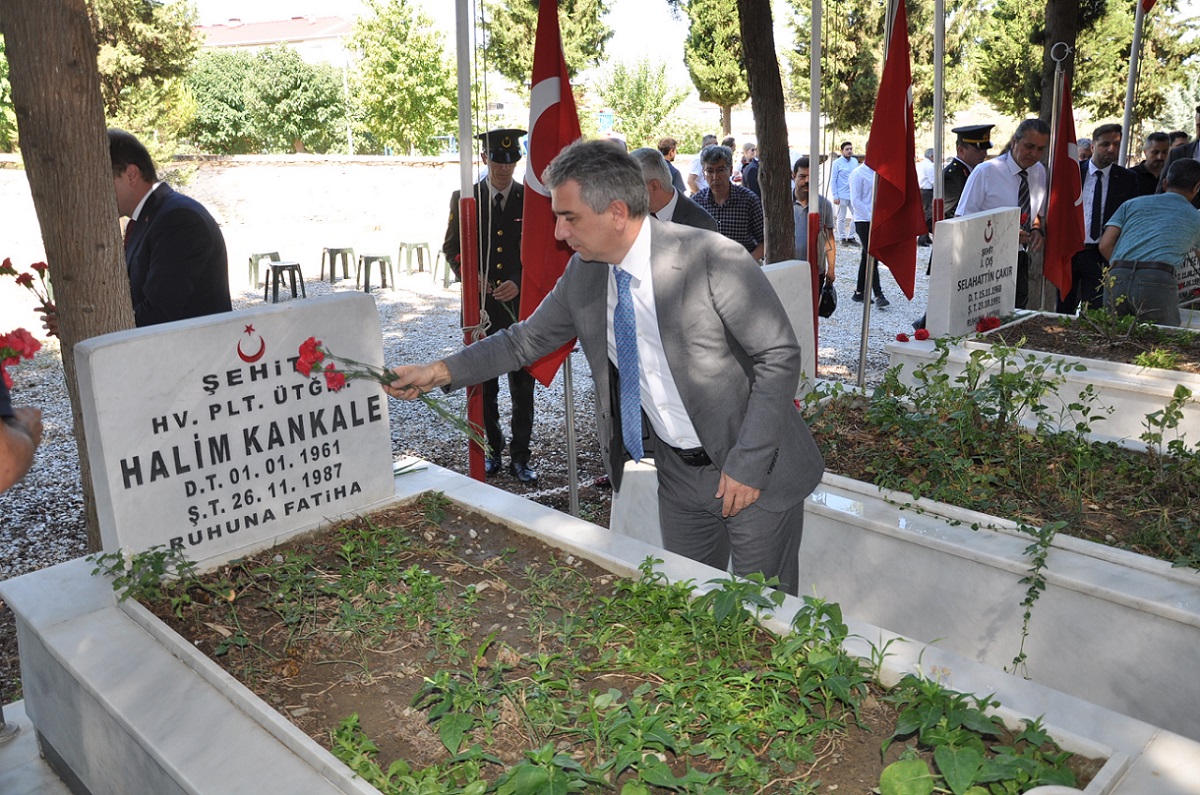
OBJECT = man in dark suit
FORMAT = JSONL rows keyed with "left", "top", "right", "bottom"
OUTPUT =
{"left": 42, "top": 130, "right": 231, "bottom": 336}
{"left": 630, "top": 147, "right": 718, "bottom": 232}
{"left": 1059, "top": 123, "right": 1140, "bottom": 314}
{"left": 1159, "top": 106, "right": 1200, "bottom": 208}
{"left": 109, "top": 130, "right": 232, "bottom": 327}
{"left": 390, "top": 140, "right": 824, "bottom": 595}
{"left": 442, "top": 129, "right": 537, "bottom": 482}
{"left": 1132, "top": 131, "right": 1170, "bottom": 196}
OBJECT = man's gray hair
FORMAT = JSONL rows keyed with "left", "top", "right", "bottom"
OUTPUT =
{"left": 700, "top": 144, "right": 733, "bottom": 170}
{"left": 630, "top": 147, "right": 674, "bottom": 190}
{"left": 1008, "top": 118, "right": 1051, "bottom": 152}
{"left": 542, "top": 139, "right": 650, "bottom": 219}
{"left": 924, "top": 148, "right": 935, "bottom": 159}
{"left": 701, "top": 134, "right": 718, "bottom": 147}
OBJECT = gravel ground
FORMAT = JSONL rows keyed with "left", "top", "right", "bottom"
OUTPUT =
{"left": 0, "top": 159, "right": 932, "bottom": 700}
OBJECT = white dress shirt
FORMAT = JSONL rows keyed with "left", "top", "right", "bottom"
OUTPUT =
{"left": 1082, "top": 161, "right": 1112, "bottom": 244}
{"left": 956, "top": 152, "right": 1047, "bottom": 226}
{"left": 607, "top": 220, "right": 701, "bottom": 449}
{"left": 656, "top": 189, "right": 681, "bottom": 222}
{"left": 849, "top": 163, "right": 875, "bottom": 223}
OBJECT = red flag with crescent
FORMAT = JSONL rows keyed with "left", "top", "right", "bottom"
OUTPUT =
{"left": 520, "top": 0, "right": 582, "bottom": 387}
{"left": 1044, "top": 72, "right": 1084, "bottom": 300}
{"left": 864, "top": 0, "right": 925, "bottom": 300}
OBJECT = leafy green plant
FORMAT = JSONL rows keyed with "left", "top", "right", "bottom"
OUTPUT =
{"left": 881, "top": 674, "right": 1076, "bottom": 795}
{"left": 1135, "top": 347, "right": 1181, "bottom": 370}
{"left": 89, "top": 544, "right": 201, "bottom": 615}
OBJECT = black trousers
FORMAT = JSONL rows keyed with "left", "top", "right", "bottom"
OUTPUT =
{"left": 482, "top": 368, "right": 535, "bottom": 464}
{"left": 855, "top": 221, "right": 885, "bottom": 297}
{"left": 1056, "top": 244, "right": 1106, "bottom": 315}
{"left": 1015, "top": 250, "right": 1030, "bottom": 310}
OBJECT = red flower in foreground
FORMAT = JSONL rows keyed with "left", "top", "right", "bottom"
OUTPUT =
{"left": 896, "top": 333, "right": 910, "bottom": 342}
{"left": 0, "top": 258, "right": 16, "bottom": 277}
{"left": 296, "top": 336, "right": 325, "bottom": 377}
{"left": 30, "top": 262, "right": 48, "bottom": 275}
{"left": 975, "top": 316, "right": 1002, "bottom": 333}
{"left": 0, "top": 327, "right": 42, "bottom": 389}
{"left": 14, "top": 273, "right": 32, "bottom": 288}
{"left": 323, "top": 363, "right": 347, "bottom": 392}
{"left": 914, "top": 328, "right": 930, "bottom": 341}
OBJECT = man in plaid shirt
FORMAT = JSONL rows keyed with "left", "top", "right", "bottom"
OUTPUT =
{"left": 693, "top": 145, "right": 765, "bottom": 261}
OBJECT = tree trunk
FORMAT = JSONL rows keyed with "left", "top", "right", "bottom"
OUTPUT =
{"left": 737, "top": 0, "right": 793, "bottom": 264}
{"left": 1040, "top": 0, "right": 1078, "bottom": 122}
{"left": 0, "top": 0, "right": 136, "bottom": 552}
{"left": 720, "top": 105, "right": 731, "bottom": 136}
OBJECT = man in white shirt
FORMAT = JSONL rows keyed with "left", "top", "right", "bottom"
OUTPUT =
{"left": 916, "top": 148, "right": 936, "bottom": 246}
{"left": 686, "top": 134, "right": 718, "bottom": 194}
{"left": 957, "top": 118, "right": 1051, "bottom": 309}
{"left": 829, "top": 141, "right": 858, "bottom": 245}
{"left": 849, "top": 161, "right": 891, "bottom": 306}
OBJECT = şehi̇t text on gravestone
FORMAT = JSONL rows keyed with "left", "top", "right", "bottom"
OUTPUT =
{"left": 75, "top": 293, "right": 395, "bottom": 568}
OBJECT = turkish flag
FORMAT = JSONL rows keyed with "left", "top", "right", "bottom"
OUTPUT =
{"left": 863, "top": 0, "right": 926, "bottom": 300}
{"left": 520, "top": 0, "right": 582, "bottom": 387}
{"left": 1044, "top": 72, "right": 1084, "bottom": 300}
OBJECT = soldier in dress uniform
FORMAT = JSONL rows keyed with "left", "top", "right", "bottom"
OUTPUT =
{"left": 442, "top": 128, "right": 538, "bottom": 482}
{"left": 913, "top": 124, "right": 994, "bottom": 330}
{"left": 944, "top": 124, "right": 994, "bottom": 219}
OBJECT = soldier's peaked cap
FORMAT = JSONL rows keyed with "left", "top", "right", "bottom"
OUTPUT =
{"left": 478, "top": 129, "right": 525, "bottom": 163}
{"left": 952, "top": 124, "right": 994, "bottom": 148}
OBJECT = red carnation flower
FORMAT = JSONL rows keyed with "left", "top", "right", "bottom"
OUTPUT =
{"left": 914, "top": 328, "right": 930, "bottom": 341}
{"left": 896, "top": 332, "right": 910, "bottom": 342}
{"left": 30, "top": 262, "right": 48, "bottom": 275}
{"left": 14, "top": 273, "right": 33, "bottom": 288}
{"left": 296, "top": 336, "right": 325, "bottom": 377}
{"left": 323, "top": 363, "right": 347, "bottom": 392}
{"left": 975, "top": 316, "right": 1002, "bottom": 333}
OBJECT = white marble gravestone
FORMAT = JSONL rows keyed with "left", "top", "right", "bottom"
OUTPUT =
{"left": 762, "top": 259, "right": 817, "bottom": 390}
{"left": 75, "top": 293, "right": 395, "bottom": 568}
{"left": 927, "top": 208, "right": 1020, "bottom": 337}
{"left": 1177, "top": 250, "right": 1200, "bottom": 305}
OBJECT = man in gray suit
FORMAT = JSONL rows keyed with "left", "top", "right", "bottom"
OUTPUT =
{"left": 386, "top": 140, "right": 824, "bottom": 595}
{"left": 630, "top": 147, "right": 718, "bottom": 232}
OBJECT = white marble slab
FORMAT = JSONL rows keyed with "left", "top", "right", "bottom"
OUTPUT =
{"left": 762, "top": 259, "right": 818, "bottom": 389}
{"left": 75, "top": 293, "right": 395, "bottom": 569}
{"left": 928, "top": 208, "right": 1020, "bottom": 336}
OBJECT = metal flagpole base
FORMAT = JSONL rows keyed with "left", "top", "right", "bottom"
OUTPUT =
{"left": 0, "top": 702, "right": 20, "bottom": 744}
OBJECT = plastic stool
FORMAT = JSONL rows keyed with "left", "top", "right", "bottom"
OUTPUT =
{"left": 397, "top": 242, "right": 434, "bottom": 275}
{"left": 248, "top": 252, "right": 279, "bottom": 288}
{"left": 431, "top": 250, "right": 457, "bottom": 288}
{"left": 264, "top": 261, "right": 306, "bottom": 303}
{"left": 320, "top": 247, "right": 354, "bottom": 283}
{"left": 356, "top": 253, "right": 395, "bottom": 292}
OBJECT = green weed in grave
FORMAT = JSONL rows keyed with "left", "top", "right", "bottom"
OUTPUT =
{"left": 109, "top": 502, "right": 1087, "bottom": 795}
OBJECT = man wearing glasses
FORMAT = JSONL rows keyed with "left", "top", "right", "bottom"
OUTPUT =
{"left": 693, "top": 145, "right": 765, "bottom": 261}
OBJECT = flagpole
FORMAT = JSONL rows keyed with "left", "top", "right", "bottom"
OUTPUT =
{"left": 454, "top": 0, "right": 486, "bottom": 481}
{"left": 931, "top": 0, "right": 945, "bottom": 226}
{"left": 857, "top": 0, "right": 896, "bottom": 390}
{"left": 1120, "top": 1, "right": 1148, "bottom": 166}
{"left": 562, "top": 354, "right": 579, "bottom": 515}
{"left": 809, "top": 0, "right": 823, "bottom": 345}
{"left": 1045, "top": 42, "right": 1068, "bottom": 309}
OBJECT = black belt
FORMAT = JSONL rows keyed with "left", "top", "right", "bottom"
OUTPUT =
{"left": 669, "top": 445, "right": 712, "bottom": 467}
{"left": 1110, "top": 260, "right": 1174, "bottom": 274}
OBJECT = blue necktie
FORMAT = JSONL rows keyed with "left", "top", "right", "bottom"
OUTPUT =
{"left": 614, "top": 267, "right": 643, "bottom": 461}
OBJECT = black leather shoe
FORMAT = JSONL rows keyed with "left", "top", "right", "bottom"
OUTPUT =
{"left": 484, "top": 456, "right": 502, "bottom": 476}
{"left": 509, "top": 461, "right": 538, "bottom": 483}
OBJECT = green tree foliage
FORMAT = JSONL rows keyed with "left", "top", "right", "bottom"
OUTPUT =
{"left": 480, "top": 0, "right": 612, "bottom": 92}
{"left": 186, "top": 50, "right": 258, "bottom": 154}
{"left": 351, "top": 0, "right": 457, "bottom": 156}
{"left": 246, "top": 47, "right": 345, "bottom": 153}
{"left": 597, "top": 59, "right": 689, "bottom": 148}
{"left": 785, "top": 0, "right": 978, "bottom": 134}
{"left": 973, "top": 0, "right": 1196, "bottom": 121}
{"left": 88, "top": 0, "right": 199, "bottom": 116}
{"left": 0, "top": 37, "right": 15, "bottom": 152}
{"left": 668, "top": 0, "right": 748, "bottom": 134}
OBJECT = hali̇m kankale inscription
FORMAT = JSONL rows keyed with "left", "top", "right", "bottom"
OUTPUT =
{"left": 77, "top": 293, "right": 395, "bottom": 568}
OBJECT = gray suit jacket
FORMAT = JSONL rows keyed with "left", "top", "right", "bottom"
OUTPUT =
{"left": 670, "top": 192, "right": 719, "bottom": 232}
{"left": 443, "top": 218, "right": 824, "bottom": 511}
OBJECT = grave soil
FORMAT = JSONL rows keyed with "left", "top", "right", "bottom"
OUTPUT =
{"left": 994, "top": 312, "right": 1200, "bottom": 373}
{"left": 136, "top": 501, "right": 1099, "bottom": 793}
